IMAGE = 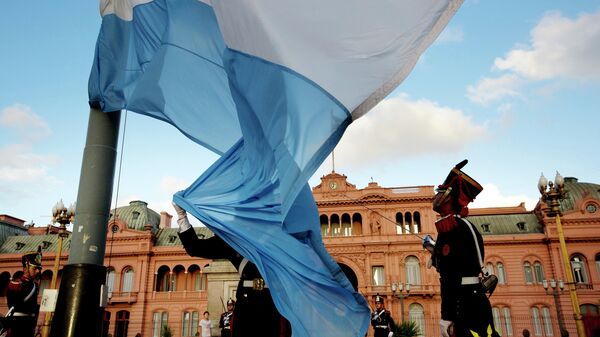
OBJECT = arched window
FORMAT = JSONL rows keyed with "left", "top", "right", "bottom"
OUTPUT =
{"left": 534, "top": 262, "right": 544, "bottom": 284}
{"left": 331, "top": 214, "right": 341, "bottom": 237}
{"left": 497, "top": 262, "right": 506, "bottom": 284}
{"left": 182, "top": 311, "right": 200, "bottom": 337}
{"left": 101, "top": 311, "right": 111, "bottom": 337}
{"left": 320, "top": 215, "right": 329, "bottom": 237}
{"left": 485, "top": 262, "right": 494, "bottom": 276}
{"left": 541, "top": 306, "right": 554, "bottom": 336}
{"left": 342, "top": 213, "right": 352, "bottom": 236}
{"left": 408, "top": 303, "right": 425, "bottom": 337}
{"left": 152, "top": 311, "right": 169, "bottom": 337}
{"left": 571, "top": 254, "right": 589, "bottom": 283}
{"left": 156, "top": 266, "right": 171, "bottom": 292}
{"left": 106, "top": 268, "right": 116, "bottom": 296}
{"left": 524, "top": 262, "right": 534, "bottom": 284}
{"left": 404, "top": 212, "right": 412, "bottom": 234}
{"left": 122, "top": 267, "right": 134, "bottom": 293}
{"left": 531, "top": 307, "right": 542, "bottom": 336}
{"left": 492, "top": 307, "right": 502, "bottom": 336}
{"left": 503, "top": 307, "right": 513, "bottom": 336}
{"left": 405, "top": 256, "right": 421, "bottom": 286}
{"left": 413, "top": 212, "right": 421, "bottom": 233}
{"left": 395, "top": 212, "right": 404, "bottom": 234}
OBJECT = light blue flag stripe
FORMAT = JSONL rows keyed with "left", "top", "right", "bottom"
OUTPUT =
{"left": 89, "top": 0, "right": 462, "bottom": 336}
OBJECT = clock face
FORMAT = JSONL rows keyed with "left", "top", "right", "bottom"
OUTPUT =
{"left": 586, "top": 203, "right": 597, "bottom": 214}
{"left": 329, "top": 181, "right": 338, "bottom": 190}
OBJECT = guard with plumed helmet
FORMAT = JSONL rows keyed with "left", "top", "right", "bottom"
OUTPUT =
{"left": 426, "top": 160, "right": 499, "bottom": 337}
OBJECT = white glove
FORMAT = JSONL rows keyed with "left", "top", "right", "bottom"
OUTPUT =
{"left": 388, "top": 332, "right": 394, "bottom": 337}
{"left": 440, "top": 319, "right": 453, "bottom": 337}
{"left": 172, "top": 202, "right": 192, "bottom": 233}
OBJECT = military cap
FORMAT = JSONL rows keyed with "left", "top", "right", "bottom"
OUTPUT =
{"left": 433, "top": 159, "right": 483, "bottom": 215}
{"left": 227, "top": 299, "right": 236, "bottom": 306}
{"left": 375, "top": 295, "right": 384, "bottom": 304}
{"left": 22, "top": 246, "right": 42, "bottom": 268}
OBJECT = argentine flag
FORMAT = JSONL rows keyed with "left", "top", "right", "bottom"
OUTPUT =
{"left": 89, "top": 1, "right": 462, "bottom": 336}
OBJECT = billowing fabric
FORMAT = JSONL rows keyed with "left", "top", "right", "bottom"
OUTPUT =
{"left": 89, "top": 1, "right": 462, "bottom": 336}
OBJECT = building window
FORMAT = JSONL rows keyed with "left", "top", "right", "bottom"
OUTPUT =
{"left": 405, "top": 256, "right": 421, "bottom": 286}
{"left": 195, "top": 272, "right": 207, "bottom": 291}
{"left": 492, "top": 307, "right": 502, "bottom": 336}
{"left": 503, "top": 307, "right": 513, "bottom": 336}
{"left": 404, "top": 212, "right": 412, "bottom": 234}
{"left": 132, "top": 211, "right": 140, "bottom": 220}
{"left": 524, "top": 262, "right": 534, "bottom": 284}
{"left": 156, "top": 266, "right": 171, "bottom": 292}
{"left": 571, "top": 255, "right": 588, "bottom": 283}
{"left": 342, "top": 214, "right": 352, "bottom": 236}
{"left": 485, "top": 262, "right": 494, "bottom": 276}
{"left": 595, "top": 253, "right": 600, "bottom": 280}
{"left": 541, "top": 307, "right": 554, "bottom": 336}
{"left": 396, "top": 212, "right": 404, "bottom": 234}
{"left": 408, "top": 303, "right": 425, "bottom": 337}
{"left": 182, "top": 311, "right": 200, "bottom": 337}
{"left": 413, "top": 212, "right": 422, "bottom": 233}
{"left": 331, "top": 214, "right": 341, "bottom": 237}
{"left": 481, "top": 224, "right": 490, "bottom": 233}
{"left": 106, "top": 268, "right": 116, "bottom": 296}
{"left": 153, "top": 312, "right": 169, "bottom": 337}
{"left": 320, "top": 215, "right": 329, "bottom": 237}
{"left": 114, "top": 310, "right": 130, "bottom": 337}
{"left": 372, "top": 266, "right": 384, "bottom": 286}
{"left": 516, "top": 222, "right": 526, "bottom": 231}
{"left": 534, "top": 262, "right": 544, "bottom": 284}
{"left": 497, "top": 263, "right": 506, "bottom": 284}
{"left": 122, "top": 267, "right": 134, "bottom": 293}
{"left": 531, "top": 307, "right": 542, "bottom": 336}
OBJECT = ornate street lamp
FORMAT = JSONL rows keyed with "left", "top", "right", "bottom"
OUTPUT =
{"left": 543, "top": 279, "right": 566, "bottom": 333}
{"left": 538, "top": 172, "right": 586, "bottom": 337}
{"left": 42, "top": 200, "right": 75, "bottom": 337}
{"left": 391, "top": 282, "right": 411, "bottom": 323}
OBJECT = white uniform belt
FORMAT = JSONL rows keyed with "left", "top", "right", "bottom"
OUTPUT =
{"left": 12, "top": 312, "right": 35, "bottom": 317}
{"left": 461, "top": 276, "right": 480, "bottom": 285}
{"left": 375, "top": 325, "right": 389, "bottom": 329}
{"left": 242, "top": 279, "right": 268, "bottom": 290}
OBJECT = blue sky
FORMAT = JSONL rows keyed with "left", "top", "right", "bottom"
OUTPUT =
{"left": 1, "top": 1, "right": 599, "bottom": 228}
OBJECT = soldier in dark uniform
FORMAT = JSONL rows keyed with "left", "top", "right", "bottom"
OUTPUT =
{"left": 429, "top": 160, "right": 499, "bottom": 337}
{"left": 4, "top": 247, "right": 42, "bottom": 337}
{"left": 219, "top": 299, "right": 235, "bottom": 337}
{"left": 370, "top": 295, "right": 395, "bottom": 337}
{"left": 174, "top": 204, "right": 291, "bottom": 337}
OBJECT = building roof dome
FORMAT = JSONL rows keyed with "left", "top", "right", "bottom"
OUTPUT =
{"left": 109, "top": 200, "right": 160, "bottom": 232}
{"left": 558, "top": 177, "right": 600, "bottom": 212}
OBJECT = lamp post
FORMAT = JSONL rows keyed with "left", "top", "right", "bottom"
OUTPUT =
{"left": 391, "top": 282, "right": 410, "bottom": 323}
{"left": 538, "top": 172, "right": 586, "bottom": 337}
{"left": 42, "top": 200, "right": 75, "bottom": 337}
{"left": 543, "top": 279, "right": 566, "bottom": 334}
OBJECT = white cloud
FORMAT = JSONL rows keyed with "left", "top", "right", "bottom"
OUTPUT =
{"left": 466, "top": 74, "right": 524, "bottom": 105}
{"left": 0, "top": 104, "right": 51, "bottom": 141}
{"left": 0, "top": 143, "right": 59, "bottom": 183}
{"left": 494, "top": 9, "right": 600, "bottom": 81}
{"left": 334, "top": 95, "right": 487, "bottom": 168}
{"left": 159, "top": 176, "right": 190, "bottom": 194}
{"left": 471, "top": 183, "right": 538, "bottom": 210}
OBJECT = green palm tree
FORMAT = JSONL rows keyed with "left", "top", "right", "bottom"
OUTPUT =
{"left": 161, "top": 324, "right": 173, "bottom": 337}
{"left": 393, "top": 320, "right": 421, "bottom": 337}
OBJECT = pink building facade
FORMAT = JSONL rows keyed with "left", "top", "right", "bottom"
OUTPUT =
{"left": 1, "top": 173, "right": 599, "bottom": 337}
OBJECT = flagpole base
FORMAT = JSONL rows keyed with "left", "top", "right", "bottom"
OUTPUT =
{"left": 49, "top": 264, "right": 107, "bottom": 337}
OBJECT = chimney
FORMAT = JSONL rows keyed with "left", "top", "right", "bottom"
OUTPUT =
{"left": 160, "top": 211, "right": 173, "bottom": 229}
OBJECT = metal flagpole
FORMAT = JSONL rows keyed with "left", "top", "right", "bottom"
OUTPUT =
{"left": 49, "top": 107, "right": 121, "bottom": 337}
